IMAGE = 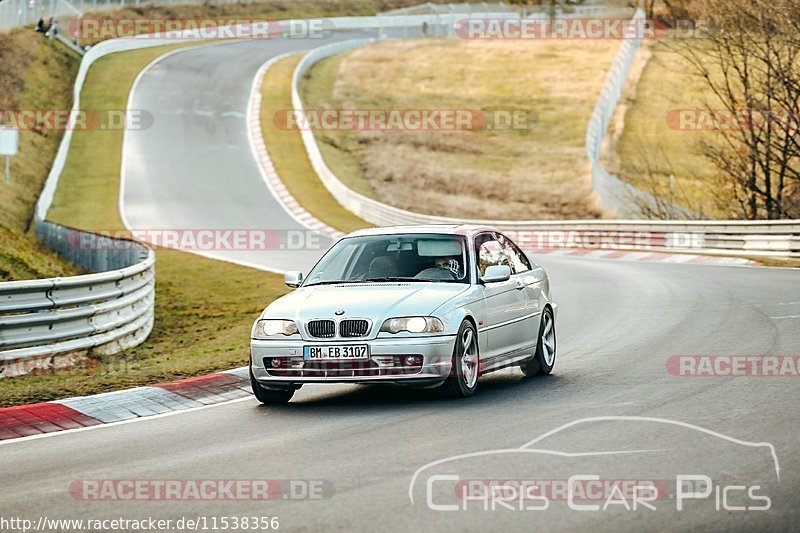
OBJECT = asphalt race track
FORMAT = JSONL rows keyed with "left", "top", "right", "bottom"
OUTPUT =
{"left": 121, "top": 30, "right": 380, "bottom": 272}
{"left": 2, "top": 36, "right": 799, "bottom": 532}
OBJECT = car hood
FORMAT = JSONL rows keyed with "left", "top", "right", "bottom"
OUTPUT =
{"left": 261, "top": 283, "right": 469, "bottom": 321}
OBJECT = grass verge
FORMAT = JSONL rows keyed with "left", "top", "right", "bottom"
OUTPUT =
{"left": 611, "top": 42, "right": 729, "bottom": 218}
{"left": 1, "top": 0, "right": 430, "bottom": 404}
{"left": 259, "top": 54, "right": 370, "bottom": 233}
{"left": 2, "top": 0, "right": 430, "bottom": 281}
{"left": 740, "top": 255, "right": 800, "bottom": 269}
{"left": 299, "top": 38, "right": 620, "bottom": 220}
{"left": 0, "top": 29, "right": 82, "bottom": 280}
{"left": 0, "top": 43, "right": 289, "bottom": 407}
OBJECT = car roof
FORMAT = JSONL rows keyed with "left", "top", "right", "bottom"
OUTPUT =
{"left": 344, "top": 224, "right": 500, "bottom": 239}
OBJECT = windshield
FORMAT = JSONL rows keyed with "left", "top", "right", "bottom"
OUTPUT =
{"left": 303, "top": 233, "right": 471, "bottom": 285}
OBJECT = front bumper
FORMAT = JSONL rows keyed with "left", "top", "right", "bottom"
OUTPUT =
{"left": 250, "top": 334, "right": 457, "bottom": 388}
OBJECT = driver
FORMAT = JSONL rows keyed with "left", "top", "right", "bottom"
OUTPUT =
{"left": 434, "top": 256, "right": 460, "bottom": 273}
{"left": 416, "top": 256, "right": 461, "bottom": 280}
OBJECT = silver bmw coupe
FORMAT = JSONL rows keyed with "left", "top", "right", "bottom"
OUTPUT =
{"left": 249, "top": 225, "right": 557, "bottom": 403}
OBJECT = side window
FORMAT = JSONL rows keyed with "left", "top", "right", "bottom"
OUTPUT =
{"left": 498, "top": 234, "right": 531, "bottom": 273}
{"left": 476, "top": 237, "right": 511, "bottom": 277}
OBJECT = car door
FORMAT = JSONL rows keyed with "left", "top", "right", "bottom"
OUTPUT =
{"left": 475, "top": 233, "right": 530, "bottom": 363}
{"left": 498, "top": 233, "right": 542, "bottom": 354}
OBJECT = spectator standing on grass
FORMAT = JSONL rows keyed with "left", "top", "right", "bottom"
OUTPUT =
{"left": 35, "top": 17, "right": 45, "bottom": 33}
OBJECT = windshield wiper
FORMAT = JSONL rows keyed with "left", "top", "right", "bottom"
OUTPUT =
{"left": 303, "top": 280, "right": 361, "bottom": 287}
{"left": 361, "top": 277, "right": 420, "bottom": 282}
{"left": 306, "top": 276, "right": 457, "bottom": 286}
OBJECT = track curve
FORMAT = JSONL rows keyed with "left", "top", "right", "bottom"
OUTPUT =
{"left": 3, "top": 34, "right": 799, "bottom": 532}
{"left": 121, "top": 32, "right": 379, "bottom": 272}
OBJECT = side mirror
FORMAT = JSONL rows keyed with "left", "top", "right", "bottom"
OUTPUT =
{"left": 480, "top": 265, "right": 511, "bottom": 284}
{"left": 284, "top": 271, "right": 304, "bottom": 288}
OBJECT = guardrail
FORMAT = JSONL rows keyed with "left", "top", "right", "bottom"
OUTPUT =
{"left": 0, "top": 23, "right": 164, "bottom": 377}
{"left": 583, "top": 9, "right": 696, "bottom": 219}
{"left": 0, "top": 224, "right": 154, "bottom": 378}
{"left": 3, "top": 10, "right": 220, "bottom": 378}
{"left": 0, "top": 27, "right": 179, "bottom": 377}
{"left": 291, "top": 34, "right": 459, "bottom": 226}
{"left": 3, "top": 8, "right": 798, "bottom": 379}
{"left": 497, "top": 220, "right": 800, "bottom": 258}
{"left": 292, "top": 10, "right": 664, "bottom": 222}
{"left": 289, "top": 19, "right": 800, "bottom": 258}
{"left": 1, "top": 11, "right": 516, "bottom": 378}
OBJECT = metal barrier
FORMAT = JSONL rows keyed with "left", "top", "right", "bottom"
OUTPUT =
{"left": 496, "top": 220, "right": 800, "bottom": 258}
{"left": 0, "top": 11, "right": 514, "bottom": 378}
{"left": 0, "top": 224, "right": 154, "bottom": 378}
{"left": 0, "top": 27, "right": 176, "bottom": 377}
{"left": 293, "top": 9, "right": 670, "bottom": 222}
{"left": 583, "top": 9, "right": 696, "bottom": 219}
{"left": 2, "top": 7, "right": 798, "bottom": 379}
{"left": 289, "top": 17, "right": 800, "bottom": 258}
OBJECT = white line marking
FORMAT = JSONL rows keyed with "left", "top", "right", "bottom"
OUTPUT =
{"left": 119, "top": 41, "right": 290, "bottom": 276}
{"left": 245, "top": 54, "right": 343, "bottom": 240}
{"left": 0, "top": 397, "right": 253, "bottom": 447}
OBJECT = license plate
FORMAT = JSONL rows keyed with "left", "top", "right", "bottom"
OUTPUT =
{"left": 303, "top": 344, "right": 370, "bottom": 360}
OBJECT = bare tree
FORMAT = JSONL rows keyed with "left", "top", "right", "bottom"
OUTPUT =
{"left": 642, "top": 0, "right": 657, "bottom": 19}
{"left": 665, "top": 0, "right": 800, "bottom": 219}
{"left": 622, "top": 145, "right": 712, "bottom": 219}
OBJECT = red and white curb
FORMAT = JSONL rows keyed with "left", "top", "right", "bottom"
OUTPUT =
{"left": 528, "top": 248, "right": 760, "bottom": 266}
{"left": 245, "top": 56, "right": 762, "bottom": 270}
{"left": 247, "top": 54, "right": 345, "bottom": 240}
{"left": 0, "top": 248, "right": 761, "bottom": 441}
{"left": 0, "top": 367, "right": 251, "bottom": 441}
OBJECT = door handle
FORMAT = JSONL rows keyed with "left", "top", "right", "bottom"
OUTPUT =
{"left": 515, "top": 281, "right": 525, "bottom": 290}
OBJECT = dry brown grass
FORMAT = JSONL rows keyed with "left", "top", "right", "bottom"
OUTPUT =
{"left": 259, "top": 54, "right": 371, "bottom": 232}
{"left": 610, "top": 42, "right": 732, "bottom": 218}
{"left": 0, "top": 29, "right": 81, "bottom": 280}
{"left": 1, "top": 43, "right": 291, "bottom": 407}
{"left": 301, "top": 38, "right": 620, "bottom": 220}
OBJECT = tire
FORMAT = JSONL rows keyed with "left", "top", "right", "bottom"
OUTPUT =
{"left": 250, "top": 368, "right": 294, "bottom": 404}
{"left": 442, "top": 320, "right": 480, "bottom": 398}
{"left": 521, "top": 307, "right": 556, "bottom": 377}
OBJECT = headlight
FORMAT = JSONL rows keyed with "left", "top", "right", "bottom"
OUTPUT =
{"left": 380, "top": 316, "right": 444, "bottom": 334}
{"left": 253, "top": 319, "right": 298, "bottom": 337}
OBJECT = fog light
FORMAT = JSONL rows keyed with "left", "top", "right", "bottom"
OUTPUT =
{"left": 404, "top": 355, "right": 422, "bottom": 366}
{"left": 270, "top": 358, "right": 282, "bottom": 368}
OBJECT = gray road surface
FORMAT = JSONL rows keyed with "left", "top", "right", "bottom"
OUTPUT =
{"left": 2, "top": 36, "right": 798, "bottom": 532}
